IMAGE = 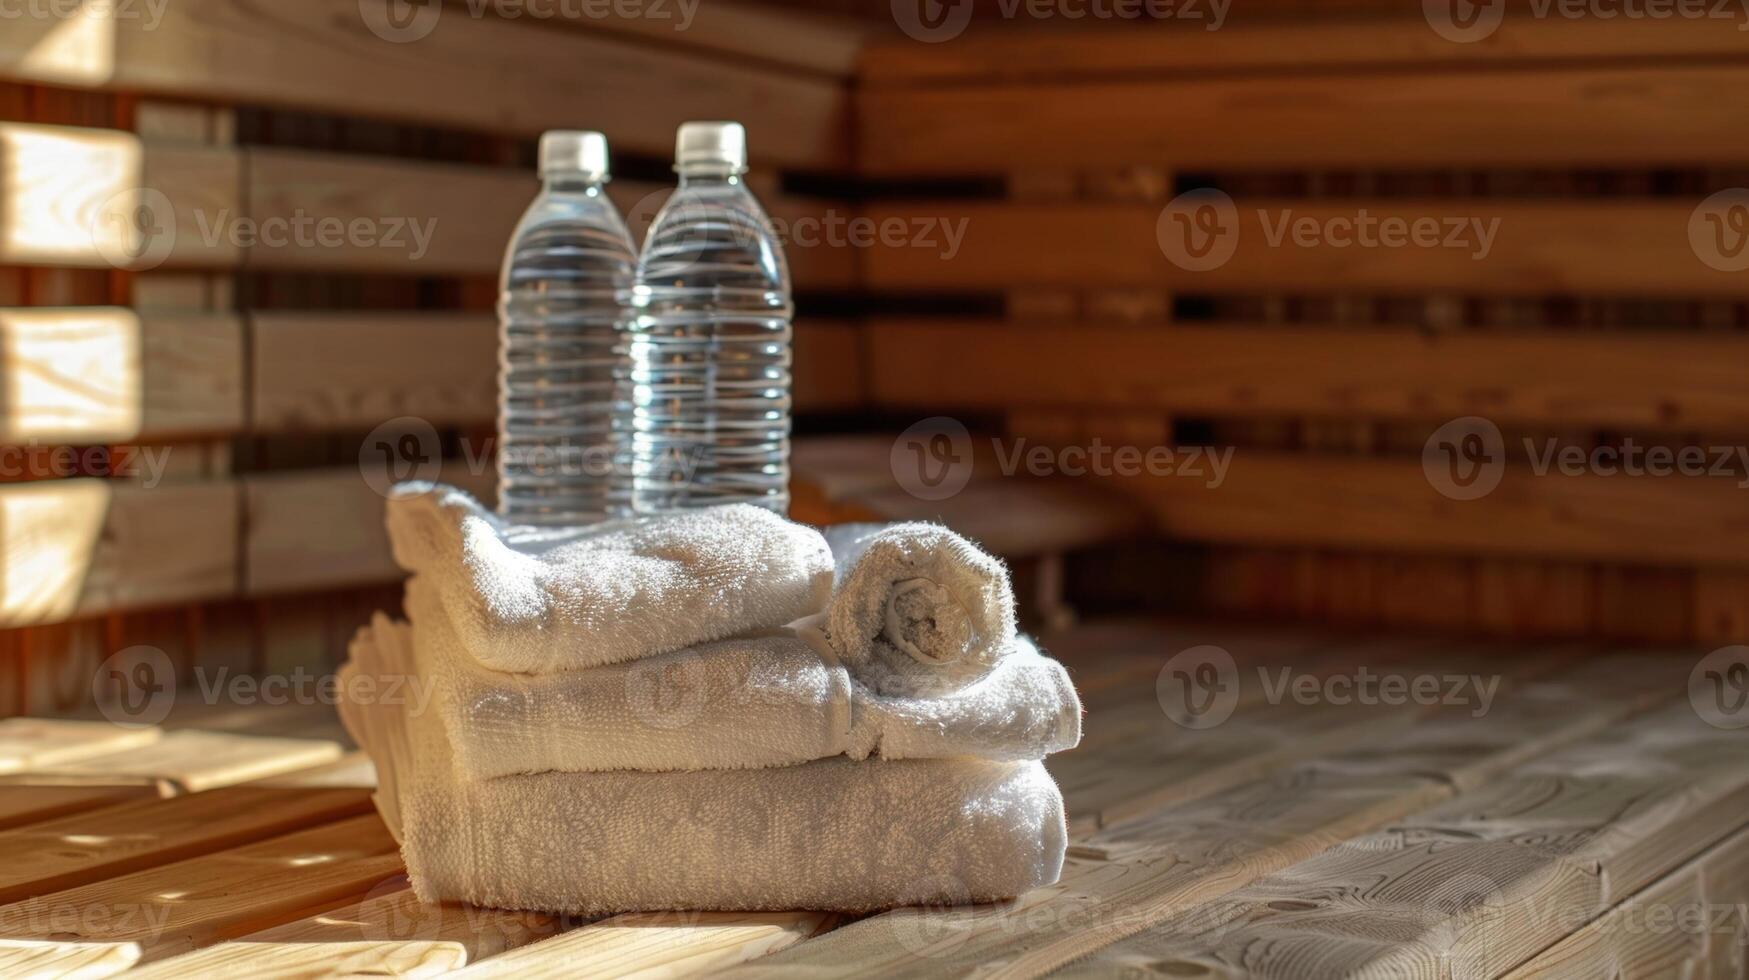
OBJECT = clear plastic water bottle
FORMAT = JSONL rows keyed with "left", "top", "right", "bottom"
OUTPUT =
{"left": 497, "top": 131, "right": 637, "bottom": 526}
{"left": 630, "top": 121, "right": 792, "bottom": 515}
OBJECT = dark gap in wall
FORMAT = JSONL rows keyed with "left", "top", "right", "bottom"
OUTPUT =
{"left": 1173, "top": 293, "right": 1749, "bottom": 331}
{"left": 842, "top": 292, "right": 1006, "bottom": 317}
{"left": 1176, "top": 167, "right": 1749, "bottom": 199}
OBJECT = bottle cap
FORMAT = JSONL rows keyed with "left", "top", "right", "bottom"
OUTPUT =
{"left": 675, "top": 121, "right": 747, "bottom": 173}
{"left": 539, "top": 131, "right": 609, "bottom": 180}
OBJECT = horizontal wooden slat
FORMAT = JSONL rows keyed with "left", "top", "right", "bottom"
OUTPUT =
{"left": 46, "top": 731, "right": 347, "bottom": 794}
{"left": 0, "top": 308, "right": 244, "bottom": 443}
{"left": 1124, "top": 452, "right": 1749, "bottom": 567}
{"left": 866, "top": 319, "right": 1749, "bottom": 430}
{"left": 130, "top": 878, "right": 558, "bottom": 979}
{"left": 864, "top": 200, "right": 1731, "bottom": 295}
{"left": 0, "top": 479, "right": 239, "bottom": 628}
{"left": 243, "top": 466, "right": 495, "bottom": 596}
{"left": 0, "top": 0, "right": 848, "bottom": 169}
{"left": 0, "top": 719, "right": 160, "bottom": 775}
{"left": 860, "top": 16, "right": 1749, "bottom": 85}
{"left": 860, "top": 65, "right": 1749, "bottom": 174}
{"left": 2, "top": 128, "right": 854, "bottom": 284}
{"left": 519, "top": 0, "right": 864, "bottom": 77}
{"left": 0, "top": 812, "right": 402, "bottom": 962}
{"left": 251, "top": 312, "right": 497, "bottom": 433}
{"left": 0, "top": 786, "right": 373, "bottom": 904}
{"left": 0, "top": 121, "right": 237, "bottom": 270}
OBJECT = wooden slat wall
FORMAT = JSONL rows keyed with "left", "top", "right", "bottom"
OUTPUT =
{"left": 856, "top": 15, "right": 1749, "bottom": 645}
{"left": 0, "top": 1, "right": 867, "bottom": 716}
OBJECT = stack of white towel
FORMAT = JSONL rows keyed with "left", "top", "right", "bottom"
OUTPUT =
{"left": 338, "top": 483, "right": 1080, "bottom": 915}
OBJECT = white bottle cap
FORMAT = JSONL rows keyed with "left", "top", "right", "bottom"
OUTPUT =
{"left": 675, "top": 121, "right": 747, "bottom": 173}
{"left": 539, "top": 130, "right": 609, "bottom": 181}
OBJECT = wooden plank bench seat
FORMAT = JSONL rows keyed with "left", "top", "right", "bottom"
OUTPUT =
{"left": 0, "top": 618, "right": 1740, "bottom": 978}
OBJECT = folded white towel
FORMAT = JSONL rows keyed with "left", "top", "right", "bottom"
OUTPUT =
{"left": 385, "top": 483, "right": 834, "bottom": 674}
{"left": 823, "top": 522, "right": 1017, "bottom": 693}
{"left": 405, "top": 578, "right": 1082, "bottom": 778}
{"left": 339, "top": 617, "right": 1067, "bottom": 914}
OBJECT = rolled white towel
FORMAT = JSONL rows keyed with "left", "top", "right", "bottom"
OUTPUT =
{"left": 384, "top": 482, "right": 834, "bottom": 673}
{"left": 822, "top": 522, "right": 1017, "bottom": 692}
{"left": 339, "top": 617, "right": 1067, "bottom": 915}
{"left": 403, "top": 578, "right": 1081, "bottom": 778}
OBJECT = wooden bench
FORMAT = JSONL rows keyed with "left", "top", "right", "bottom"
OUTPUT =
{"left": 0, "top": 619, "right": 1741, "bottom": 977}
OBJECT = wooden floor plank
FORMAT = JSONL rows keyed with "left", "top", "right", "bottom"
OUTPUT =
{"left": 0, "top": 783, "right": 160, "bottom": 832}
{"left": 1502, "top": 825, "right": 1749, "bottom": 979}
{"left": 0, "top": 813, "right": 402, "bottom": 963}
{"left": 723, "top": 654, "right": 1686, "bottom": 978}
{"left": 450, "top": 910, "right": 836, "bottom": 980}
{"left": 0, "top": 938, "right": 140, "bottom": 980}
{"left": 129, "top": 877, "right": 559, "bottom": 979}
{"left": 1058, "top": 640, "right": 1580, "bottom": 835}
{"left": 1053, "top": 697, "right": 1748, "bottom": 979}
{"left": 0, "top": 787, "right": 373, "bottom": 904}
{"left": 42, "top": 730, "right": 345, "bottom": 793}
{"left": 0, "top": 719, "right": 161, "bottom": 775}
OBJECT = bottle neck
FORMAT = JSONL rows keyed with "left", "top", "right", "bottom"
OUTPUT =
{"left": 542, "top": 172, "right": 606, "bottom": 194}
{"left": 676, "top": 166, "right": 744, "bottom": 188}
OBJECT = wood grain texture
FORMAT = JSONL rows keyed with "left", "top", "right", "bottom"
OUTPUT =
{"left": 0, "top": 308, "right": 244, "bottom": 443}
{"left": 45, "top": 730, "right": 345, "bottom": 794}
{"left": 0, "top": 121, "right": 237, "bottom": 269}
{"left": 0, "top": 479, "right": 240, "bottom": 628}
{"left": 1122, "top": 452, "right": 1749, "bottom": 568}
{"left": 450, "top": 910, "right": 834, "bottom": 979}
{"left": 1502, "top": 825, "right": 1749, "bottom": 979}
{"left": 0, "top": 718, "right": 160, "bottom": 775}
{"left": 866, "top": 319, "right": 1749, "bottom": 431}
{"left": 860, "top": 66, "right": 1749, "bottom": 174}
{"left": 0, "top": 0, "right": 848, "bottom": 168}
{"left": 724, "top": 653, "right": 1680, "bottom": 978}
{"left": 243, "top": 465, "right": 494, "bottom": 596}
{"left": 863, "top": 200, "right": 1726, "bottom": 295}
{"left": 1057, "top": 698, "right": 1748, "bottom": 979}
{"left": 860, "top": 15, "right": 1749, "bottom": 85}
{"left": 129, "top": 876, "right": 559, "bottom": 979}
{"left": 0, "top": 787, "right": 372, "bottom": 904}
{"left": 0, "top": 938, "right": 139, "bottom": 979}
{"left": 0, "top": 812, "right": 401, "bottom": 962}
{"left": 0, "top": 783, "right": 160, "bottom": 833}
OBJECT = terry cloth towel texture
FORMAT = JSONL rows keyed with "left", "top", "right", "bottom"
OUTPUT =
{"left": 339, "top": 616, "right": 1068, "bottom": 914}
{"left": 405, "top": 575, "right": 1081, "bottom": 778}
{"left": 385, "top": 483, "right": 834, "bottom": 674}
{"left": 822, "top": 522, "right": 1017, "bottom": 692}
